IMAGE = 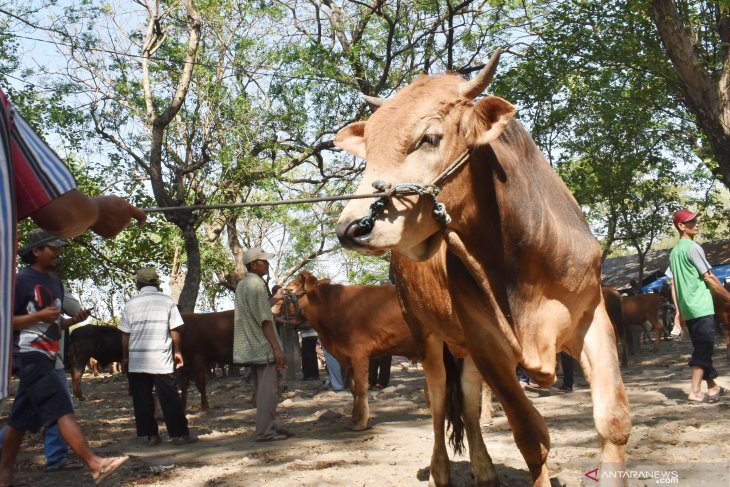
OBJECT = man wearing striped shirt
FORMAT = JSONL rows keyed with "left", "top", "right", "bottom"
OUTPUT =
{"left": 119, "top": 268, "right": 196, "bottom": 445}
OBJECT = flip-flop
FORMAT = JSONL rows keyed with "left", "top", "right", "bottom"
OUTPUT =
{"left": 256, "top": 433, "right": 288, "bottom": 442}
{"left": 709, "top": 386, "right": 727, "bottom": 401}
{"left": 93, "top": 456, "right": 129, "bottom": 485}
{"left": 687, "top": 395, "right": 716, "bottom": 404}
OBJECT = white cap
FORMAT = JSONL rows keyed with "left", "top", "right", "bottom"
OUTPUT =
{"left": 242, "top": 247, "right": 276, "bottom": 265}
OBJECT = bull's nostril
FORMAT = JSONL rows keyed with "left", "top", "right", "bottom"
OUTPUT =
{"left": 337, "top": 217, "right": 373, "bottom": 247}
{"left": 346, "top": 219, "right": 373, "bottom": 239}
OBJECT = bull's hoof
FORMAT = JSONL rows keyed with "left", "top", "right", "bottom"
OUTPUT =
{"left": 351, "top": 423, "right": 369, "bottom": 431}
{"left": 76, "top": 396, "right": 86, "bottom": 401}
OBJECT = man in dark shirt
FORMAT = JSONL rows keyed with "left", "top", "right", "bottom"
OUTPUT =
{"left": 0, "top": 229, "right": 129, "bottom": 486}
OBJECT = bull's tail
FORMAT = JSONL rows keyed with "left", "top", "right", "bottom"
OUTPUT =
{"left": 443, "top": 343, "right": 465, "bottom": 455}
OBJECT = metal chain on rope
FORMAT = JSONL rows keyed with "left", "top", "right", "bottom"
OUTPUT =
{"left": 282, "top": 289, "right": 304, "bottom": 321}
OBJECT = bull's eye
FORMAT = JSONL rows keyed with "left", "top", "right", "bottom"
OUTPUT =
{"left": 419, "top": 134, "right": 441, "bottom": 149}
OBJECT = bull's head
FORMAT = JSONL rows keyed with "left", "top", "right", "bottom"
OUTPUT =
{"left": 335, "top": 50, "right": 516, "bottom": 261}
{"left": 273, "top": 270, "right": 330, "bottom": 324}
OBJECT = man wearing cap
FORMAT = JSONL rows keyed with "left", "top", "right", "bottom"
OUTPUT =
{"left": 233, "top": 247, "right": 288, "bottom": 441}
{"left": 119, "top": 268, "right": 195, "bottom": 446}
{"left": 0, "top": 229, "right": 129, "bottom": 486}
{"left": 667, "top": 209, "right": 730, "bottom": 403}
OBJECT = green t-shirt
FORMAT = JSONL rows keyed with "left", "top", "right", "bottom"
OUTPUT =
{"left": 669, "top": 239, "right": 714, "bottom": 320}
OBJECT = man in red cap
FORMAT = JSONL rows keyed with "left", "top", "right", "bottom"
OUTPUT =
{"left": 667, "top": 209, "right": 730, "bottom": 403}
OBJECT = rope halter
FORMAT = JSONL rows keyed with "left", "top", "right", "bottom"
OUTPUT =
{"left": 346, "top": 149, "right": 470, "bottom": 236}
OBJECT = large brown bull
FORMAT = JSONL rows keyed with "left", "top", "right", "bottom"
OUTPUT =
{"left": 622, "top": 294, "right": 664, "bottom": 352}
{"left": 335, "top": 50, "right": 630, "bottom": 486}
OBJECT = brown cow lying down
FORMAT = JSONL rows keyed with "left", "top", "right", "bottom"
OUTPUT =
{"left": 622, "top": 293, "right": 664, "bottom": 352}
{"left": 178, "top": 310, "right": 234, "bottom": 411}
{"left": 274, "top": 271, "right": 420, "bottom": 431}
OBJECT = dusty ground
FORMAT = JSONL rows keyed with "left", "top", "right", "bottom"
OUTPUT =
{"left": 3, "top": 335, "right": 730, "bottom": 486}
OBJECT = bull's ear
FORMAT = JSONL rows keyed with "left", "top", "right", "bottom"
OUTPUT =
{"left": 303, "top": 272, "right": 318, "bottom": 292}
{"left": 460, "top": 96, "right": 515, "bottom": 147}
{"left": 335, "top": 121, "right": 367, "bottom": 159}
{"left": 318, "top": 278, "right": 331, "bottom": 286}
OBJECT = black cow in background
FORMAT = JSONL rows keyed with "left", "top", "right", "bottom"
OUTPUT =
{"left": 67, "top": 325, "right": 124, "bottom": 400}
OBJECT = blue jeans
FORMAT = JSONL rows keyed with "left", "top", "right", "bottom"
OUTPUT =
{"left": 0, "top": 368, "right": 70, "bottom": 467}
{"left": 44, "top": 368, "right": 71, "bottom": 467}
{"left": 323, "top": 348, "right": 345, "bottom": 391}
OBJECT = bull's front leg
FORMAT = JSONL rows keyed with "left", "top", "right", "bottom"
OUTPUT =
{"left": 462, "top": 357, "right": 499, "bottom": 486}
{"left": 350, "top": 356, "right": 370, "bottom": 431}
{"left": 579, "top": 306, "right": 631, "bottom": 487}
{"left": 421, "top": 336, "right": 450, "bottom": 487}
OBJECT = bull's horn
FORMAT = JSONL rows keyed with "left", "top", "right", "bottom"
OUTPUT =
{"left": 363, "top": 94, "right": 385, "bottom": 111}
{"left": 458, "top": 48, "right": 502, "bottom": 100}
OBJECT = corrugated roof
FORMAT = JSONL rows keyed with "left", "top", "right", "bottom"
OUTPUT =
{"left": 601, "top": 239, "right": 730, "bottom": 289}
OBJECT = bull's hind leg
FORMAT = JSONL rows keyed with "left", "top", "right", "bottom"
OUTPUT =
{"left": 578, "top": 306, "right": 631, "bottom": 486}
{"left": 462, "top": 356, "right": 499, "bottom": 486}
{"left": 421, "top": 336, "right": 450, "bottom": 487}
{"left": 350, "top": 355, "right": 370, "bottom": 431}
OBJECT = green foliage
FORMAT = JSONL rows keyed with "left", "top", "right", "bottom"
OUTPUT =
{"left": 6, "top": 0, "right": 728, "bottom": 305}
{"left": 497, "top": 0, "right": 729, "bottom": 266}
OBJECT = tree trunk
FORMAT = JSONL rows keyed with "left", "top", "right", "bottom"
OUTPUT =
{"left": 650, "top": 0, "right": 730, "bottom": 187}
{"left": 177, "top": 224, "right": 201, "bottom": 312}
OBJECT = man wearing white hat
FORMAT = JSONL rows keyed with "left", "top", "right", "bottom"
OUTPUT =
{"left": 233, "top": 247, "right": 288, "bottom": 441}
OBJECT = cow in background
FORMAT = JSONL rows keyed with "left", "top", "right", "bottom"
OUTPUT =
{"left": 335, "top": 49, "right": 630, "bottom": 486}
{"left": 603, "top": 287, "right": 629, "bottom": 367}
{"left": 274, "top": 271, "right": 420, "bottom": 431}
{"left": 67, "top": 325, "right": 124, "bottom": 400}
{"left": 622, "top": 293, "right": 664, "bottom": 352}
{"left": 178, "top": 310, "right": 235, "bottom": 411}
{"left": 712, "top": 282, "right": 730, "bottom": 359}
{"left": 88, "top": 357, "right": 121, "bottom": 376}
{"left": 278, "top": 270, "right": 497, "bottom": 484}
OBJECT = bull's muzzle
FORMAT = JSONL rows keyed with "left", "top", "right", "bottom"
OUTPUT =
{"left": 335, "top": 217, "right": 374, "bottom": 249}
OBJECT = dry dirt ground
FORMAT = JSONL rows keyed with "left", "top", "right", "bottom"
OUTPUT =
{"left": 3, "top": 335, "right": 730, "bottom": 486}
